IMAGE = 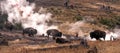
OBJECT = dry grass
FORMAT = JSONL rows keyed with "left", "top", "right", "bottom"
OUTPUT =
{"left": 1, "top": 40, "right": 120, "bottom": 53}
{"left": 42, "top": 0, "right": 120, "bottom": 30}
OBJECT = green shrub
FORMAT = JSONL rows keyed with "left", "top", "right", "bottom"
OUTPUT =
{"left": 14, "top": 23, "right": 23, "bottom": 30}
{"left": 73, "top": 14, "right": 83, "bottom": 21}
{"left": 0, "top": 23, "right": 4, "bottom": 29}
{"left": 99, "top": 16, "right": 120, "bottom": 29}
{"left": 114, "top": 16, "right": 120, "bottom": 26}
{"left": 99, "top": 18, "right": 116, "bottom": 28}
{"left": 0, "top": 14, "right": 8, "bottom": 23}
{"left": 48, "top": 7, "right": 62, "bottom": 15}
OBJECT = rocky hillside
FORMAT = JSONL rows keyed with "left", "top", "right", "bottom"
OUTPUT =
{"left": 32, "top": 0, "right": 120, "bottom": 34}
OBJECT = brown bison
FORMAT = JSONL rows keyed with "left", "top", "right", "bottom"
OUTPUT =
{"left": 46, "top": 29, "right": 62, "bottom": 39}
{"left": 23, "top": 27, "right": 37, "bottom": 37}
{"left": 4, "top": 22, "right": 14, "bottom": 31}
{"left": 56, "top": 37, "right": 71, "bottom": 44}
{"left": 90, "top": 30, "right": 106, "bottom": 40}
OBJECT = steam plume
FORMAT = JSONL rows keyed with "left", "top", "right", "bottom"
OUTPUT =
{"left": 0, "top": 0, "right": 57, "bottom": 35}
{"left": 68, "top": 21, "right": 120, "bottom": 41}
{"left": 68, "top": 21, "right": 84, "bottom": 36}
{"left": 105, "top": 28, "right": 120, "bottom": 41}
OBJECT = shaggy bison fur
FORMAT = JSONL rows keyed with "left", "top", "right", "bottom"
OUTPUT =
{"left": 90, "top": 30, "right": 106, "bottom": 40}
{"left": 46, "top": 29, "right": 62, "bottom": 38}
{"left": 56, "top": 38, "right": 71, "bottom": 44}
{"left": 23, "top": 27, "right": 37, "bottom": 37}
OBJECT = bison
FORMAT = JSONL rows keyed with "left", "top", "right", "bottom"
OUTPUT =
{"left": 90, "top": 30, "right": 106, "bottom": 40}
{"left": 56, "top": 37, "right": 71, "bottom": 44}
{"left": 4, "top": 22, "right": 14, "bottom": 31}
{"left": 23, "top": 27, "right": 37, "bottom": 37}
{"left": 46, "top": 29, "right": 62, "bottom": 39}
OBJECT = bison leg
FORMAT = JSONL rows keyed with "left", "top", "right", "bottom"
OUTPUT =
{"left": 53, "top": 37, "right": 56, "bottom": 40}
{"left": 28, "top": 33, "right": 34, "bottom": 37}
{"left": 91, "top": 37, "right": 93, "bottom": 39}
{"left": 47, "top": 35, "right": 50, "bottom": 39}
{"left": 48, "top": 35, "right": 49, "bottom": 37}
{"left": 96, "top": 38, "right": 100, "bottom": 40}
{"left": 10, "top": 28, "right": 13, "bottom": 31}
{"left": 103, "top": 37, "right": 105, "bottom": 40}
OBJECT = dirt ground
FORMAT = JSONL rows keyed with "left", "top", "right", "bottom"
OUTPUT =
{"left": 0, "top": 31, "right": 120, "bottom": 53}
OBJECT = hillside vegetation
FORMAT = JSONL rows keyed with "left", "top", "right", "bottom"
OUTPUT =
{"left": 0, "top": 0, "right": 120, "bottom": 31}
{"left": 34, "top": 0, "right": 120, "bottom": 30}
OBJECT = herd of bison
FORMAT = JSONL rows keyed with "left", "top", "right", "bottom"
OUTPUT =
{"left": 2, "top": 22, "right": 106, "bottom": 38}
{"left": 0, "top": 21, "right": 107, "bottom": 43}
{"left": 0, "top": 21, "right": 118, "bottom": 53}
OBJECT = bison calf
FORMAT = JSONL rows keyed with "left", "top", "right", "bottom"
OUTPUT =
{"left": 56, "top": 38, "right": 71, "bottom": 44}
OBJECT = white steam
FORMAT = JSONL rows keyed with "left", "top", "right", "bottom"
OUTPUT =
{"left": 68, "top": 21, "right": 120, "bottom": 41}
{"left": 68, "top": 21, "right": 85, "bottom": 36}
{"left": 0, "top": 0, "right": 57, "bottom": 35}
{"left": 105, "top": 28, "right": 120, "bottom": 41}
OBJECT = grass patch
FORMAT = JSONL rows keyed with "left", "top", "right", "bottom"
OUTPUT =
{"left": 99, "top": 16, "right": 120, "bottom": 28}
